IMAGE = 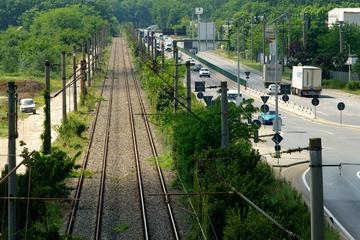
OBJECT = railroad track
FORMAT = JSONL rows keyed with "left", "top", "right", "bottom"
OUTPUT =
{"left": 65, "top": 38, "right": 117, "bottom": 239}
{"left": 121, "top": 39, "right": 180, "bottom": 239}
{"left": 65, "top": 37, "right": 180, "bottom": 239}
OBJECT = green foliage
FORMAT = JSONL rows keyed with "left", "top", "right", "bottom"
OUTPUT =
{"left": 322, "top": 79, "right": 346, "bottom": 89}
{"left": 128, "top": 31, "right": 339, "bottom": 239}
{"left": 346, "top": 80, "right": 360, "bottom": 90}
{"left": 0, "top": 149, "right": 76, "bottom": 239}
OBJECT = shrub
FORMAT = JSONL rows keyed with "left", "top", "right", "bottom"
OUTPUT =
{"left": 346, "top": 81, "right": 360, "bottom": 90}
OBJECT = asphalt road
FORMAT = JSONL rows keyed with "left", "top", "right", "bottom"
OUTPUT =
{"left": 197, "top": 51, "right": 360, "bottom": 126}
{"left": 183, "top": 57, "right": 360, "bottom": 239}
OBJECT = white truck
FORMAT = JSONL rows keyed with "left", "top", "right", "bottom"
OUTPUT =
{"left": 291, "top": 66, "right": 322, "bottom": 96}
{"left": 263, "top": 64, "right": 282, "bottom": 88}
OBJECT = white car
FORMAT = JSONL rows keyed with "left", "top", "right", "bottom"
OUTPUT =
{"left": 266, "top": 84, "right": 281, "bottom": 95}
{"left": 186, "top": 57, "right": 196, "bottom": 65}
{"left": 199, "top": 68, "right": 210, "bottom": 77}
{"left": 20, "top": 98, "right": 36, "bottom": 114}
{"left": 227, "top": 89, "right": 245, "bottom": 104}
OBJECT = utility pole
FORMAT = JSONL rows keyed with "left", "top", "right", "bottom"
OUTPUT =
{"left": 92, "top": 36, "right": 95, "bottom": 78}
{"left": 309, "top": 138, "right": 325, "bottom": 240}
{"left": 94, "top": 31, "right": 97, "bottom": 69}
{"left": 236, "top": 20, "right": 241, "bottom": 102}
{"left": 262, "top": 16, "right": 266, "bottom": 74}
{"left": 43, "top": 61, "right": 51, "bottom": 154}
{"left": 61, "top": 51, "right": 67, "bottom": 122}
{"left": 221, "top": 81, "right": 229, "bottom": 148}
{"left": 161, "top": 41, "right": 165, "bottom": 71}
{"left": 303, "top": 13, "right": 308, "bottom": 50}
{"left": 185, "top": 61, "right": 192, "bottom": 111}
{"left": 250, "top": 19, "right": 254, "bottom": 63}
{"left": 287, "top": 13, "right": 291, "bottom": 59}
{"left": 274, "top": 29, "right": 280, "bottom": 158}
{"left": 174, "top": 41, "right": 179, "bottom": 112}
{"left": 87, "top": 39, "right": 92, "bottom": 86}
{"left": 80, "top": 60, "right": 87, "bottom": 103}
{"left": 338, "top": 21, "right": 344, "bottom": 53}
{"left": 151, "top": 31, "right": 155, "bottom": 60}
{"left": 7, "top": 81, "right": 17, "bottom": 240}
{"left": 348, "top": 44, "right": 351, "bottom": 81}
{"left": 282, "top": 20, "right": 286, "bottom": 72}
{"left": 73, "top": 47, "right": 78, "bottom": 111}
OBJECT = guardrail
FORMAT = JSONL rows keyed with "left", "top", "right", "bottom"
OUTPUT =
{"left": 180, "top": 48, "right": 246, "bottom": 85}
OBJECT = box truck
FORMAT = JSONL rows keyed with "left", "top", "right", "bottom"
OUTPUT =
{"left": 263, "top": 64, "right": 282, "bottom": 88}
{"left": 291, "top": 66, "right": 322, "bottom": 96}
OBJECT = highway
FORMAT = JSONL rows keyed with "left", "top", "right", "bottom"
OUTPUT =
{"left": 197, "top": 51, "right": 360, "bottom": 126}
{"left": 183, "top": 55, "right": 360, "bottom": 239}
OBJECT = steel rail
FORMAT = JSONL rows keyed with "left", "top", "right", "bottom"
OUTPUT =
{"left": 65, "top": 39, "right": 116, "bottom": 237}
{"left": 94, "top": 38, "right": 116, "bottom": 240}
{"left": 125, "top": 43, "right": 180, "bottom": 239}
{"left": 121, "top": 38, "right": 150, "bottom": 239}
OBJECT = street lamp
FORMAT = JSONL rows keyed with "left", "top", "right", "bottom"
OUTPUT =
{"left": 236, "top": 18, "right": 242, "bottom": 104}
{"left": 347, "top": 43, "right": 351, "bottom": 82}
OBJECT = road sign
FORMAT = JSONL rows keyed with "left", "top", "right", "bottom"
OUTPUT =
{"left": 282, "top": 94, "right": 289, "bottom": 102}
{"left": 261, "top": 96, "right": 269, "bottom": 104}
{"left": 337, "top": 102, "right": 345, "bottom": 111}
{"left": 260, "top": 104, "right": 269, "bottom": 113}
{"left": 275, "top": 145, "right": 281, "bottom": 151}
{"left": 252, "top": 119, "right": 261, "bottom": 129}
{"left": 197, "top": 91, "right": 204, "bottom": 99}
{"left": 203, "top": 95, "right": 213, "bottom": 106}
{"left": 195, "top": 7, "right": 203, "bottom": 15}
{"left": 195, "top": 81, "right": 205, "bottom": 92}
{"left": 311, "top": 97, "right": 319, "bottom": 106}
{"left": 272, "top": 133, "right": 283, "bottom": 144}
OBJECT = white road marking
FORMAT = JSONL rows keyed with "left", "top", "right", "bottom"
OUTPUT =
{"left": 316, "top": 129, "right": 334, "bottom": 135}
{"left": 302, "top": 169, "right": 355, "bottom": 240}
{"left": 357, "top": 171, "right": 360, "bottom": 179}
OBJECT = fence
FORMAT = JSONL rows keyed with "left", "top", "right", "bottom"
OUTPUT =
{"left": 329, "top": 70, "right": 360, "bottom": 82}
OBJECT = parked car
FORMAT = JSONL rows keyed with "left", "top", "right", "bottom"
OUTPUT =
{"left": 191, "top": 63, "right": 203, "bottom": 71}
{"left": 20, "top": 98, "right": 36, "bottom": 114}
{"left": 258, "top": 111, "right": 279, "bottom": 125}
{"left": 199, "top": 68, "right": 210, "bottom": 77}
{"left": 266, "top": 84, "right": 281, "bottom": 95}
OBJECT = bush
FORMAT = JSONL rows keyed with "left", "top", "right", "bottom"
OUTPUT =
{"left": 346, "top": 81, "right": 360, "bottom": 91}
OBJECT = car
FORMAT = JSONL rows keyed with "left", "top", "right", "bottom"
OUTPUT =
{"left": 258, "top": 111, "right": 279, "bottom": 125}
{"left": 191, "top": 63, "right": 203, "bottom": 71}
{"left": 227, "top": 89, "right": 244, "bottom": 104}
{"left": 189, "top": 48, "right": 198, "bottom": 54}
{"left": 266, "top": 84, "right": 281, "bottom": 95}
{"left": 186, "top": 57, "right": 196, "bottom": 65}
{"left": 20, "top": 98, "right": 36, "bottom": 114}
{"left": 199, "top": 68, "right": 210, "bottom": 77}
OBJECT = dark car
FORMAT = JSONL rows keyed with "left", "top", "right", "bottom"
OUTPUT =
{"left": 191, "top": 63, "right": 203, "bottom": 71}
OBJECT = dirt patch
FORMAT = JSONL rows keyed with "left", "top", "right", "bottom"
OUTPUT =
{"left": 0, "top": 80, "right": 44, "bottom": 98}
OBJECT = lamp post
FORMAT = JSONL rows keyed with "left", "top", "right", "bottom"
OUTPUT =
{"left": 337, "top": 20, "right": 344, "bottom": 53}
{"left": 347, "top": 43, "right": 351, "bottom": 82}
{"left": 236, "top": 19, "right": 242, "bottom": 104}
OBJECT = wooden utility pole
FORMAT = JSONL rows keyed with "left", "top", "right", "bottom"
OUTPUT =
{"left": 73, "top": 48, "right": 78, "bottom": 111}
{"left": 80, "top": 60, "right": 87, "bottom": 101}
{"left": 7, "top": 81, "right": 17, "bottom": 240}
{"left": 61, "top": 51, "right": 67, "bottom": 122}
{"left": 87, "top": 39, "right": 92, "bottom": 86}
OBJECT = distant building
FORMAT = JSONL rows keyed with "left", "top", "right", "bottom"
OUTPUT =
{"left": 328, "top": 8, "right": 360, "bottom": 27}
